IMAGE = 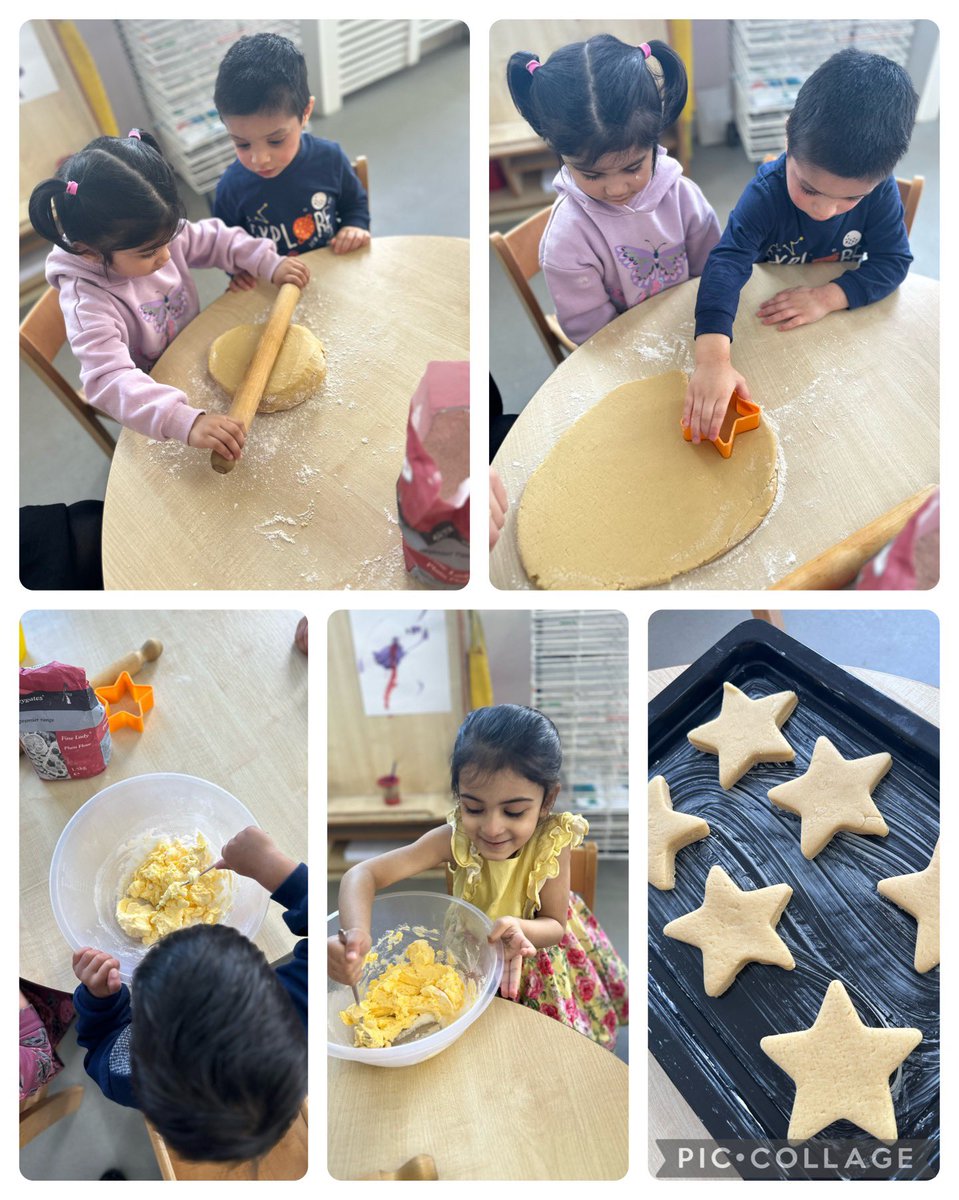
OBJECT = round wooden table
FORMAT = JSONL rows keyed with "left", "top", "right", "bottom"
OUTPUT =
{"left": 102, "top": 237, "right": 469, "bottom": 590}
{"left": 491, "top": 264, "right": 938, "bottom": 589}
{"left": 329, "top": 996, "right": 628, "bottom": 1179}
{"left": 647, "top": 661, "right": 939, "bottom": 1172}
{"left": 19, "top": 610, "right": 307, "bottom": 991}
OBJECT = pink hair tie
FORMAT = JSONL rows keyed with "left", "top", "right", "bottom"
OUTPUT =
{"left": 127, "top": 128, "right": 142, "bottom": 139}
{"left": 65, "top": 180, "right": 78, "bottom": 195}
{"left": 640, "top": 43, "right": 652, "bottom": 59}
{"left": 527, "top": 60, "right": 541, "bottom": 75}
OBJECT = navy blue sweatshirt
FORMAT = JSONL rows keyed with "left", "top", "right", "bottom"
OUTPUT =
{"left": 695, "top": 153, "right": 912, "bottom": 340}
{"left": 73, "top": 863, "right": 308, "bottom": 1109}
{"left": 214, "top": 133, "right": 369, "bottom": 256}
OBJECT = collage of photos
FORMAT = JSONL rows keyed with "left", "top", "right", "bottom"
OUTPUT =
{"left": 17, "top": 14, "right": 939, "bottom": 1186}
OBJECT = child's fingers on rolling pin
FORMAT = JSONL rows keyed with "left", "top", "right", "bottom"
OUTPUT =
{"left": 272, "top": 258, "right": 310, "bottom": 288}
{"left": 187, "top": 412, "right": 246, "bottom": 459}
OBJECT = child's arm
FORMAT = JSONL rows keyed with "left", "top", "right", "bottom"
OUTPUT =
{"left": 178, "top": 218, "right": 309, "bottom": 289}
{"left": 329, "top": 148, "right": 371, "bottom": 256}
{"left": 541, "top": 260, "right": 618, "bottom": 346}
{"left": 488, "top": 847, "right": 571, "bottom": 1000}
{"left": 71, "top": 948, "right": 138, "bottom": 1107}
{"left": 329, "top": 825, "right": 453, "bottom": 985}
{"left": 680, "top": 183, "right": 723, "bottom": 278}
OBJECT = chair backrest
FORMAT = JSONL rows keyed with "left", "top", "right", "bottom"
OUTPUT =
{"left": 146, "top": 1100, "right": 308, "bottom": 1180}
{"left": 19, "top": 1085, "right": 84, "bottom": 1148}
{"left": 352, "top": 155, "right": 369, "bottom": 204}
{"left": 444, "top": 839, "right": 598, "bottom": 910}
{"left": 896, "top": 175, "right": 923, "bottom": 237}
{"left": 19, "top": 286, "right": 116, "bottom": 457}
{"left": 491, "top": 205, "right": 570, "bottom": 367}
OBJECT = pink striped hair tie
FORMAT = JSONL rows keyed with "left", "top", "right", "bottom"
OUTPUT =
{"left": 527, "top": 59, "right": 541, "bottom": 75}
{"left": 127, "top": 128, "right": 142, "bottom": 139}
{"left": 640, "top": 43, "right": 652, "bottom": 59}
{"left": 65, "top": 180, "right": 78, "bottom": 195}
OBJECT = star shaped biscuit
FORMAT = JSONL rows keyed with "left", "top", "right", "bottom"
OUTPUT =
{"left": 687, "top": 681, "right": 798, "bottom": 789}
{"left": 761, "top": 980, "right": 922, "bottom": 1142}
{"left": 767, "top": 735, "right": 892, "bottom": 858}
{"left": 648, "top": 775, "right": 710, "bottom": 890}
{"left": 877, "top": 840, "right": 940, "bottom": 973}
{"left": 663, "top": 865, "right": 795, "bottom": 996}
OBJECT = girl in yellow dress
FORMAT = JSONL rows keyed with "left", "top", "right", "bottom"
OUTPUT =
{"left": 329, "top": 704, "right": 627, "bottom": 1049}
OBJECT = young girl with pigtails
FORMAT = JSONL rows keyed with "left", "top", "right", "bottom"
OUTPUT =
{"left": 506, "top": 34, "right": 721, "bottom": 345}
{"left": 28, "top": 130, "right": 309, "bottom": 463}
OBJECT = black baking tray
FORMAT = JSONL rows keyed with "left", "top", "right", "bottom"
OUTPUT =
{"left": 648, "top": 620, "right": 939, "bottom": 1180}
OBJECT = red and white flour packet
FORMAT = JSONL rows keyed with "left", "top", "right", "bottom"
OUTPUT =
{"left": 397, "top": 361, "right": 470, "bottom": 587}
{"left": 19, "top": 661, "right": 111, "bottom": 780}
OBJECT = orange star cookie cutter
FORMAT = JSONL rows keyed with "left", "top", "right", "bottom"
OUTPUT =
{"left": 683, "top": 390, "right": 762, "bottom": 458}
{"left": 94, "top": 671, "right": 154, "bottom": 733}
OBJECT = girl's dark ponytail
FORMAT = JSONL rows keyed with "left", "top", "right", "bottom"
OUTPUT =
{"left": 645, "top": 39, "right": 689, "bottom": 131}
{"left": 506, "top": 51, "right": 544, "bottom": 137}
{"left": 27, "top": 178, "right": 75, "bottom": 251}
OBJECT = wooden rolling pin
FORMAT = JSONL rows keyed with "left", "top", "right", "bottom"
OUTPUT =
{"left": 772, "top": 485, "right": 938, "bottom": 590}
{"left": 211, "top": 282, "right": 302, "bottom": 474}
{"left": 89, "top": 638, "right": 164, "bottom": 689}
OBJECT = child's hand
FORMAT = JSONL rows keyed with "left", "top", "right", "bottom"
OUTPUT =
{"left": 73, "top": 948, "right": 121, "bottom": 998}
{"left": 226, "top": 269, "right": 257, "bottom": 293}
{"left": 331, "top": 226, "right": 371, "bottom": 255}
{"left": 756, "top": 282, "right": 847, "bottom": 331}
{"left": 489, "top": 467, "right": 508, "bottom": 550}
{"left": 328, "top": 928, "right": 372, "bottom": 986}
{"left": 488, "top": 917, "right": 535, "bottom": 1001}
{"left": 187, "top": 412, "right": 246, "bottom": 460}
{"left": 213, "top": 826, "right": 297, "bottom": 894}
{"left": 683, "top": 360, "right": 751, "bottom": 445}
{"left": 272, "top": 258, "right": 310, "bottom": 288}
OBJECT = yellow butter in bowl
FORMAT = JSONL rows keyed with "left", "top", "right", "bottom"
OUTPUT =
{"left": 116, "top": 834, "right": 226, "bottom": 946}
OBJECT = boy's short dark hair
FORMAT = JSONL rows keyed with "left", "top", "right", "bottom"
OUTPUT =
{"left": 130, "top": 923, "right": 307, "bottom": 1162}
{"left": 214, "top": 32, "right": 310, "bottom": 119}
{"left": 786, "top": 47, "right": 918, "bottom": 181}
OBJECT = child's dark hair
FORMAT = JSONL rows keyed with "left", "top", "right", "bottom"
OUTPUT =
{"left": 786, "top": 47, "right": 918, "bottom": 180}
{"left": 130, "top": 923, "right": 307, "bottom": 1162}
{"left": 214, "top": 32, "right": 310, "bottom": 118}
{"left": 451, "top": 704, "right": 562, "bottom": 799}
{"left": 28, "top": 131, "right": 184, "bottom": 264}
{"left": 507, "top": 34, "right": 687, "bottom": 171}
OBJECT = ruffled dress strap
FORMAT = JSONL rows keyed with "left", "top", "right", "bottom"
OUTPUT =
{"left": 447, "top": 807, "right": 484, "bottom": 905}
{"left": 523, "top": 812, "right": 588, "bottom": 918}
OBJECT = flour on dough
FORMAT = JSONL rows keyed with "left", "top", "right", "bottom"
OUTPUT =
{"left": 517, "top": 371, "right": 778, "bottom": 589}
{"left": 208, "top": 323, "right": 326, "bottom": 412}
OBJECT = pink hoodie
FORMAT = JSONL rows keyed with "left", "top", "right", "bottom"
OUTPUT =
{"left": 540, "top": 147, "right": 721, "bottom": 345}
{"left": 45, "top": 219, "right": 284, "bottom": 444}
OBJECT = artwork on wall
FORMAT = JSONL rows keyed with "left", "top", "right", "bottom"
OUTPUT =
{"left": 349, "top": 610, "right": 452, "bottom": 716}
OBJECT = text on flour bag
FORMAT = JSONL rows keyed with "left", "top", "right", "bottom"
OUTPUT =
{"left": 397, "top": 361, "right": 470, "bottom": 588}
{"left": 19, "top": 662, "right": 112, "bottom": 780}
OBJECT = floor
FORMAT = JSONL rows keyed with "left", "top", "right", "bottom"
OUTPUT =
{"left": 490, "top": 117, "right": 940, "bottom": 418}
{"left": 20, "top": 37, "right": 469, "bottom": 509}
{"left": 327, "top": 857, "right": 630, "bottom": 1067}
{"left": 648, "top": 609, "right": 939, "bottom": 687}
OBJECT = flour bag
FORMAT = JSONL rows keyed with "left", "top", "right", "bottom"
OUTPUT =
{"left": 396, "top": 361, "right": 470, "bottom": 587}
{"left": 19, "top": 661, "right": 111, "bottom": 780}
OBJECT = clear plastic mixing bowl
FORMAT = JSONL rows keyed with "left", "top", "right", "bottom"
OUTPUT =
{"left": 328, "top": 890, "right": 504, "bottom": 1067}
{"left": 50, "top": 772, "right": 271, "bottom": 982}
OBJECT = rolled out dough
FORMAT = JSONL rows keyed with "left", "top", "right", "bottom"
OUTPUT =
{"left": 208, "top": 322, "right": 326, "bottom": 412}
{"left": 517, "top": 371, "right": 779, "bottom": 589}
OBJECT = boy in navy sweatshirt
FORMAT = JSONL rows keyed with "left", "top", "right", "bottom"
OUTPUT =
{"left": 72, "top": 828, "right": 307, "bottom": 1162}
{"left": 213, "top": 32, "right": 370, "bottom": 292}
{"left": 685, "top": 48, "right": 919, "bottom": 442}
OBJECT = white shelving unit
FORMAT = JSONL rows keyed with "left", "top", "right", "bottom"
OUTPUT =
{"left": 732, "top": 20, "right": 915, "bottom": 161}
{"left": 531, "top": 611, "right": 628, "bottom": 858}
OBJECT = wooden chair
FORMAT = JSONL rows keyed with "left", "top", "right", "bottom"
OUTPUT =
{"left": 19, "top": 1084, "right": 84, "bottom": 1148}
{"left": 146, "top": 1099, "right": 308, "bottom": 1180}
{"left": 352, "top": 155, "right": 369, "bottom": 203}
{"left": 444, "top": 840, "right": 597, "bottom": 909}
{"left": 490, "top": 206, "right": 577, "bottom": 367}
{"left": 19, "top": 286, "right": 117, "bottom": 457}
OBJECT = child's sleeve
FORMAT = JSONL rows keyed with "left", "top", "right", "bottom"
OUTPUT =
{"left": 539, "top": 204, "right": 619, "bottom": 345}
{"left": 272, "top": 863, "right": 308, "bottom": 1030}
{"left": 64, "top": 281, "right": 201, "bottom": 444}
{"left": 336, "top": 148, "right": 370, "bottom": 230}
{"left": 213, "top": 174, "right": 240, "bottom": 230}
{"left": 694, "top": 186, "right": 772, "bottom": 341}
{"left": 832, "top": 177, "right": 913, "bottom": 310}
{"left": 73, "top": 983, "right": 138, "bottom": 1108}
{"left": 680, "top": 181, "right": 722, "bottom": 278}
{"left": 179, "top": 218, "right": 283, "bottom": 284}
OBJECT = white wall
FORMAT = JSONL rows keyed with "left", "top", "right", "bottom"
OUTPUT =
{"left": 478, "top": 610, "right": 531, "bottom": 707}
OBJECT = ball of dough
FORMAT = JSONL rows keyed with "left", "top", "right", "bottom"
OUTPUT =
{"left": 208, "top": 322, "right": 326, "bottom": 412}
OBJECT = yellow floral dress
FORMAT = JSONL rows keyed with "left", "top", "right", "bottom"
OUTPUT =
{"left": 448, "top": 809, "right": 628, "bottom": 1050}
